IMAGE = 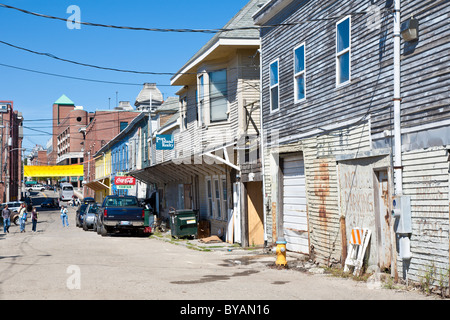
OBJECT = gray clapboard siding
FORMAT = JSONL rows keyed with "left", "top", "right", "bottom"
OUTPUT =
{"left": 259, "top": 0, "right": 449, "bottom": 143}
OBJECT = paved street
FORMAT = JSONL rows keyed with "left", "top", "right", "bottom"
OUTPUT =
{"left": 0, "top": 192, "right": 436, "bottom": 302}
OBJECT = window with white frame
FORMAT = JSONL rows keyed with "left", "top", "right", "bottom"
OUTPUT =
{"left": 207, "top": 179, "right": 213, "bottom": 217}
{"left": 269, "top": 60, "right": 279, "bottom": 111}
{"left": 336, "top": 16, "right": 351, "bottom": 86}
{"left": 197, "top": 75, "right": 205, "bottom": 126}
{"left": 206, "top": 176, "right": 227, "bottom": 219}
{"left": 180, "top": 96, "right": 187, "bottom": 131}
{"left": 214, "top": 178, "right": 221, "bottom": 218}
{"left": 143, "top": 130, "right": 148, "bottom": 162}
{"left": 221, "top": 177, "right": 227, "bottom": 216}
{"left": 209, "top": 69, "right": 228, "bottom": 122}
{"left": 294, "top": 44, "right": 306, "bottom": 102}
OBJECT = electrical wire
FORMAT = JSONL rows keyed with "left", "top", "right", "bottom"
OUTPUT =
{"left": 0, "top": 62, "right": 144, "bottom": 86}
{"left": 0, "top": 40, "right": 182, "bottom": 76}
{"left": 0, "top": 3, "right": 371, "bottom": 34}
{"left": 0, "top": 3, "right": 260, "bottom": 34}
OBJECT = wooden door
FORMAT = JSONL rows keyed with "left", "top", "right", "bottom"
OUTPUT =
{"left": 247, "top": 181, "right": 264, "bottom": 246}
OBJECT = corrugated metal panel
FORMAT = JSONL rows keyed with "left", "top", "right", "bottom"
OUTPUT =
{"left": 282, "top": 154, "right": 309, "bottom": 253}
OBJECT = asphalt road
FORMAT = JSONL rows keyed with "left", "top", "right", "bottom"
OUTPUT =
{"left": 0, "top": 191, "right": 437, "bottom": 303}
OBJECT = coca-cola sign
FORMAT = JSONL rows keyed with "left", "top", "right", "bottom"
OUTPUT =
{"left": 114, "top": 176, "right": 136, "bottom": 185}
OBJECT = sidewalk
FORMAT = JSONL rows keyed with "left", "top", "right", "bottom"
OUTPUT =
{"left": 149, "top": 230, "right": 318, "bottom": 271}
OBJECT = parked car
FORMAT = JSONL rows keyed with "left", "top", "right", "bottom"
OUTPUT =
{"left": 28, "top": 184, "right": 45, "bottom": 192}
{"left": 41, "top": 198, "right": 58, "bottom": 209}
{"left": 96, "top": 195, "right": 150, "bottom": 237}
{"left": 76, "top": 203, "right": 89, "bottom": 227}
{"left": 83, "top": 197, "right": 95, "bottom": 204}
{"left": 82, "top": 203, "right": 99, "bottom": 231}
{"left": 1, "top": 201, "right": 25, "bottom": 225}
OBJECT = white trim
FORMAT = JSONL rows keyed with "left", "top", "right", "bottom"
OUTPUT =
{"left": 253, "top": 0, "right": 296, "bottom": 26}
{"left": 171, "top": 38, "right": 260, "bottom": 85}
{"left": 336, "top": 15, "right": 351, "bottom": 87}
{"left": 269, "top": 58, "right": 280, "bottom": 113}
{"left": 203, "top": 152, "right": 240, "bottom": 171}
{"left": 293, "top": 42, "right": 306, "bottom": 103}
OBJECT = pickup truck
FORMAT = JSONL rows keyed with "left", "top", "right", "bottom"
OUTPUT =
{"left": 97, "top": 195, "right": 153, "bottom": 237}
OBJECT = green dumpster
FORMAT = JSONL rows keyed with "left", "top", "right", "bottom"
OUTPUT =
{"left": 169, "top": 209, "right": 198, "bottom": 238}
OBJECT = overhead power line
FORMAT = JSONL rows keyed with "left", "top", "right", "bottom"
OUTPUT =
{"left": 0, "top": 3, "right": 259, "bottom": 34}
{"left": 0, "top": 40, "right": 180, "bottom": 76}
{"left": 0, "top": 62, "right": 145, "bottom": 86}
{"left": 0, "top": 3, "right": 370, "bottom": 34}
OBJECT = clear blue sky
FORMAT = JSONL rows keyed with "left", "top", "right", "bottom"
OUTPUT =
{"left": 0, "top": 0, "right": 251, "bottom": 152}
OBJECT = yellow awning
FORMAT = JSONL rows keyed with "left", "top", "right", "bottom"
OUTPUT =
{"left": 24, "top": 165, "right": 84, "bottom": 178}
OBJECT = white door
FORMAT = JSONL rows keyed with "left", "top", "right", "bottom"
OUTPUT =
{"left": 282, "top": 154, "right": 308, "bottom": 253}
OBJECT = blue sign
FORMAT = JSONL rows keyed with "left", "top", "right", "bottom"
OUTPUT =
{"left": 156, "top": 135, "right": 174, "bottom": 150}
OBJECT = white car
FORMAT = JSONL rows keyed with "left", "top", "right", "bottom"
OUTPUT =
{"left": 28, "top": 184, "right": 45, "bottom": 192}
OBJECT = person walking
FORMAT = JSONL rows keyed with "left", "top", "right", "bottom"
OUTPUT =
{"left": 31, "top": 206, "right": 38, "bottom": 232}
{"left": 60, "top": 205, "right": 69, "bottom": 227}
{"left": 2, "top": 204, "right": 11, "bottom": 233}
{"left": 19, "top": 203, "right": 27, "bottom": 233}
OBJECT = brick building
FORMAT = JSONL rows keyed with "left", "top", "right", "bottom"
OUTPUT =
{"left": 82, "top": 109, "right": 142, "bottom": 198}
{"left": 0, "top": 100, "right": 24, "bottom": 202}
{"left": 83, "top": 83, "right": 164, "bottom": 198}
{"left": 50, "top": 94, "right": 91, "bottom": 187}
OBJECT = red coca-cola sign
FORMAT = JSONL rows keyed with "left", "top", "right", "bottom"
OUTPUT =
{"left": 114, "top": 176, "right": 136, "bottom": 185}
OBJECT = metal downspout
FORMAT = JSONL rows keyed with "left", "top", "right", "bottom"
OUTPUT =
{"left": 393, "top": 0, "right": 403, "bottom": 196}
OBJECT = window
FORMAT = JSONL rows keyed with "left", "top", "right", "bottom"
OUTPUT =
{"left": 336, "top": 16, "right": 351, "bottom": 85}
{"left": 222, "top": 178, "right": 227, "bottom": 216}
{"left": 269, "top": 60, "right": 279, "bottom": 111}
{"left": 143, "top": 130, "right": 148, "bottom": 162}
{"left": 198, "top": 75, "right": 205, "bottom": 125}
{"left": 120, "top": 121, "right": 128, "bottom": 132}
{"left": 294, "top": 44, "right": 306, "bottom": 102}
{"left": 180, "top": 96, "right": 187, "bottom": 131}
{"left": 214, "top": 179, "right": 221, "bottom": 218}
{"left": 205, "top": 176, "right": 227, "bottom": 219}
{"left": 209, "top": 70, "right": 228, "bottom": 122}
{"left": 207, "top": 179, "right": 213, "bottom": 217}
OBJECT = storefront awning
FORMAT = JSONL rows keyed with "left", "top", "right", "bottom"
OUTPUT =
{"left": 129, "top": 158, "right": 228, "bottom": 184}
{"left": 85, "top": 179, "right": 110, "bottom": 192}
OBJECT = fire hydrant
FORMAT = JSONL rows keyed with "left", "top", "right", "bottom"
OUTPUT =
{"left": 272, "top": 238, "right": 287, "bottom": 267}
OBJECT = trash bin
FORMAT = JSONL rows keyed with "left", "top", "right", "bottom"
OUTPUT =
{"left": 143, "top": 209, "right": 154, "bottom": 233}
{"left": 169, "top": 209, "right": 198, "bottom": 238}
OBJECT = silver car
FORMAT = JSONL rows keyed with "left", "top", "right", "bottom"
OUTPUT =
{"left": 82, "top": 203, "right": 98, "bottom": 231}
{"left": 1, "top": 201, "right": 26, "bottom": 225}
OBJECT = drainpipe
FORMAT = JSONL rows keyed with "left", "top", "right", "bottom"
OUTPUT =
{"left": 393, "top": 0, "right": 403, "bottom": 196}
{"left": 393, "top": 0, "right": 412, "bottom": 269}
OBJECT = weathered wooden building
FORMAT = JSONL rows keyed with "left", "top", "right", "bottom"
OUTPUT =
{"left": 130, "top": 0, "right": 267, "bottom": 245}
{"left": 254, "top": 0, "right": 449, "bottom": 286}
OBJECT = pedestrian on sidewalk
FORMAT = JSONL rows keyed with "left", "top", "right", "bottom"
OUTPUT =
{"left": 2, "top": 204, "right": 11, "bottom": 233}
{"left": 19, "top": 203, "right": 27, "bottom": 233}
{"left": 60, "top": 205, "right": 69, "bottom": 227}
{"left": 31, "top": 206, "right": 38, "bottom": 232}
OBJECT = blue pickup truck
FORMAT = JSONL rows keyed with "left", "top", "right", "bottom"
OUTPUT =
{"left": 96, "top": 195, "right": 153, "bottom": 237}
